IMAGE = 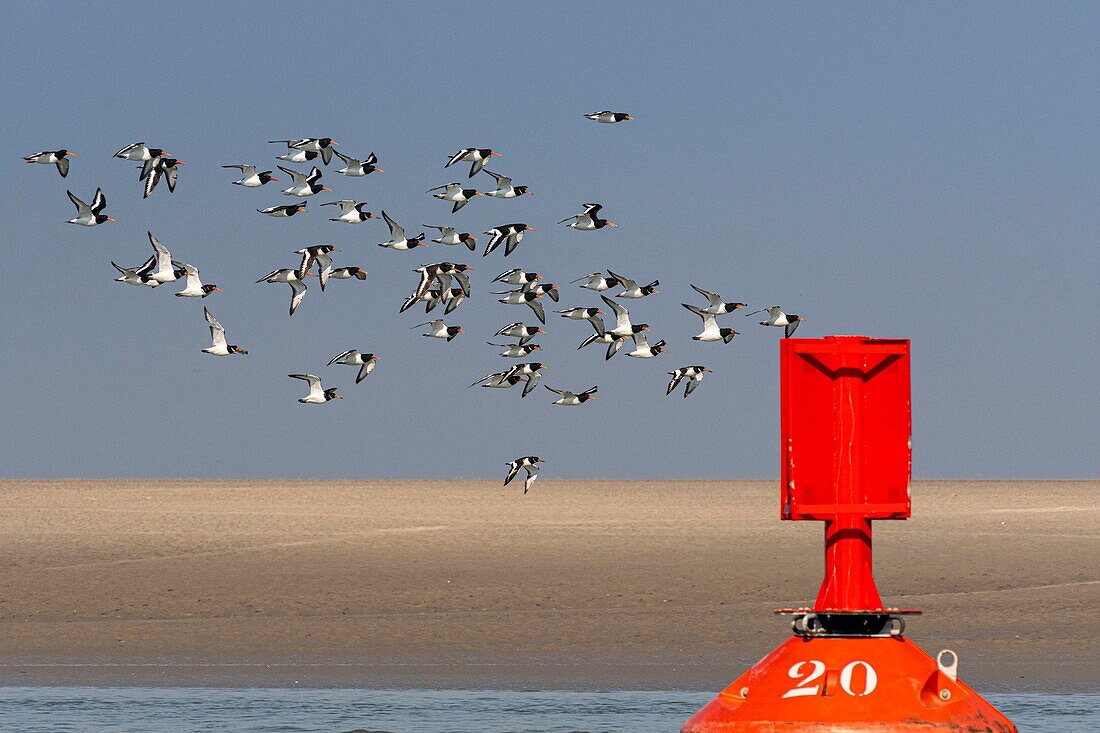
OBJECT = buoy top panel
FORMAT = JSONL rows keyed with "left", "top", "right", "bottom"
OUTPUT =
{"left": 780, "top": 337, "right": 912, "bottom": 521}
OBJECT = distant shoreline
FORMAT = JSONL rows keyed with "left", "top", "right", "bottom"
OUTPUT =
{"left": 0, "top": 479, "right": 1096, "bottom": 692}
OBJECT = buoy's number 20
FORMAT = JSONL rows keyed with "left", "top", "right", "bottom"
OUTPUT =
{"left": 781, "top": 660, "right": 878, "bottom": 698}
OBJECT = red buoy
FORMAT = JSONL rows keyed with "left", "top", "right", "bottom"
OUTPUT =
{"left": 683, "top": 336, "right": 1016, "bottom": 732}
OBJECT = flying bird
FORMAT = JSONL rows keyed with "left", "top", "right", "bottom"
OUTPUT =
{"left": 578, "top": 329, "right": 632, "bottom": 361}
{"left": 667, "top": 366, "right": 711, "bottom": 397}
{"left": 600, "top": 295, "right": 639, "bottom": 337}
{"left": 522, "top": 281, "right": 559, "bottom": 302}
{"left": 289, "top": 373, "right": 341, "bottom": 403}
{"left": 488, "top": 342, "right": 542, "bottom": 358}
{"left": 413, "top": 319, "right": 464, "bottom": 341}
{"left": 556, "top": 307, "right": 605, "bottom": 336}
{"left": 546, "top": 385, "right": 598, "bottom": 406}
{"left": 322, "top": 199, "right": 378, "bottom": 223}
{"left": 501, "top": 362, "right": 547, "bottom": 397}
{"left": 141, "top": 157, "right": 185, "bottom": 198}
{"left": 333, "top": 150, "right": 382, "bottom": 176}
{"left": 378, "top": 211, "right": 426, "bottom": 250}
{"left": 269, "top": 137, "right": 339, "bottom": 165}
{"left": 682, "top": 303, "right": 739, "bottom": 343}
{"left": 469, "top": 371, "right": 526, "bottom": 390}
{"left": 584, "top": 111, "right": 634, "bottom": 123}
{"left": 276, "top": 148, "right": 322, "bottom": 164}
{"left": 426, "top": 182, "right": 482, "bottom": 213}
{"left": 296, "top": 245, "right": 340, "bottom": 291}
{"left": 504, "top": 456, "right": 542, "bottom": 494}
{"left": 492, "top": 269, "right": 541, "bottom": 286}
{"left": 493, "top": 322, "right": 544, "bottom": 345}
{"left": 746, "top": 306, "right": 805, "bottom": 338}
{"left": 445, "top": 147, "right": 501, "bottom": 177}
{"left": 606, "top": 269, "right": 658, "bottom": 298}
{"left": 278, "top": 165, "right": 329, "bottom": 197}
{"left": 571, "top": 272, "right": 621, "bottom": 291}
{"left": 114, "top": 142, "right": 168, "bottom": 162}
{"left": 25, "top": 149, "right": 75, "bottom": 177}
{"left": 258, "top": 202, "right": 308, "bottom": 217}
{"left": 483, "top": 223, "right": 533, "bottom": 257}
{"left": 202, "top": 307, "right": 246, "bottom": 356}
{"left": 141, "top": 231, "right": 181, "bottom": 284}
{"left": 689, "top": 284, "right": 747, "bottom": 315}
{"left": 558, "top": 203, "right": 616, "bottom": 230}
{"left": 175, "top": 262, "right": 219, "bottom": 298}
{"left": 426, "top": 225, "right": 477, "bottom": 250}
{"left": 66, "top": 188, "right": 113, "bottom": 226}
{"left": 223, "top": 164, "right": 277, "bottom": 187}
{"left": 481, "top": 170, "right": 530, "bottom": 199}
{"left": 498, "top": 289, "right": 545, "bottom": 324}
{"left": 626, "top": 332, "right": 667, "bottom": 358}
{"left": 327, "top": 349, "right": 378, "bottom": 383}
{"left": 256, "top": 268, "right": 309, "bottom": 316}
{"left": 329, "top": 266, "right": 368, "bottom": 282}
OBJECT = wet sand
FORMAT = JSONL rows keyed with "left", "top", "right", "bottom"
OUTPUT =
{"left": 0, "top": 479, "right": 1096, "bottom": 691}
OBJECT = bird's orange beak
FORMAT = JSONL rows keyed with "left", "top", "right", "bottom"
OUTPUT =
{"left": 270, "top": 177, "right": 280, "bottom": 182}
{"left": 212, "top": 286, "right": 222, "bottom": 292}
{"left": 606, "top": 221, "right": 617, "bottom": 227}
{"left": 106, "top": 217, "right": 117, "bottom": 222}
{"left": 526, "top": 226, "right": 535, "bottom": 231}
{"left": 537, "top": 328, "right": 546, "bottom": 334}
{"left": 176, "top": 161, "right": 187, "bottom": 165}
{"left": 368, "top": 213, "right": 379, "bottom": 219}
{"left": 322, "top": 186, "right": 332, "bottom": 192}
{"left": 597, "top": 309, "right": 605, "bottom": 314}
{"left": 66, "top": 151, "right": 77, "bottom": 157}
{"left": 491, "top": 151, "right": 501, "bottom": 157}
{"left": 624, "top": 115, "right": 635, "bottom": 121}
{"left": 374, "top": 167, "right": 383, "bottom": 172}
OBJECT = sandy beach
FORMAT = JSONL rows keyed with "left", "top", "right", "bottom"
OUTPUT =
{"left": 0, "top": 479, "right": 1095, "bottom": 692}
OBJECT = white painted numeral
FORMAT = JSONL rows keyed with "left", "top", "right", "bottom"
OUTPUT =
{"left": 781, "top": 660, "right": 826, "bottom": 698}
{"left": 781, "top": 659, "right": 878, "bottom": 699}
{"left": 839, "top": 660, "right": 878, "bottom": 697}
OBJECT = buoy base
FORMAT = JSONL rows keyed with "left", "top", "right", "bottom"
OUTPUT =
{"left": 682, "top": 635, "right": 1016, "bottom": 732}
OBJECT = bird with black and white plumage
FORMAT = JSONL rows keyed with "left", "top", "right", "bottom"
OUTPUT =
{"left": 66, "top": 188, "right": 114, "bottom": 226}
{"left": 494, "top": 322, "right": 544, "bottom": 345}
{"left": 521, "top": 281, "right": 559, "bottom": 302}
{"left": 492, "top": 269, "right": 541, "bottom": 286}
{"left": 269, "top": 138, "right": 339, "bottom": 165}
{"left": 483, "top": 223, "right": 533, "bottom": 257}
{"left": 558, "top": 203, "right": 616, "bottom": 230}
{"left": 401, "top": 262, "right": 475, "bottom": 313}
{"left": 626, "top": 332, "right": 667, "bottom": 359}
{"left": 498, "top": 288, "right": 545, "bottom": 324}
{"left": 504, "top": 456, "right": 542, "bottom": 494}
{"left": 278, "top": 165, "right": 329, "bottom": 197}
{"left": 468, "top": 370, "right": 525, "bottom": 390}
{"left": 296, "top": 245, "right": 340, "bottom": 291}
{"left": 378, "top": 211, "right": 426, "bottom": 250}
{"left": 413, "top": 319, "right": 464, "bottom": 341}
{"left": 202, "top": 307, "right": 246, "bottom": 356}
{"left": 488, "top": 341, "right": 542, "bottom": 358}
{"left": 141, "top": 157, "right": 186, "bottom": 199}
{"left": 322, "top": 199, "right": 378, "bottom": 223}
{"left": 112, "top": 258, "right": 158, "bottom": 288}
{"left": 426, "top": 182, "right": 482, "bottom": 213}
{"left": 223, "top": 164, "right": 278, "bottom": 187}
{"left": 140, "top": 231, "right": 181, "bottom": 284}
{"left": 426, "top": 225, "right": 477, "bottom": 250}
{"left": 689, "top": 284, "right": 747, "bottom": 315}
{"left": 327, "top": 350, "right": 378, "bottom": 383}
{"left": 445, "top": 147, "right": 501, "bottom": 177}
{"left": 501, "top": 362, "right": 547, "bottom": 397}
{"left": 546, "top": 385, "right": 597, "bottom": 406}
{"left": 329, "top": 266, "right": 368, "bottom": 282}
{"left": 606, "top": 269, "right": 659, "bottom": 298}
{"left": 481, "top": 170, "right": 531, "bottom": 199}
{"left": 667, "top": 366, "right": 711, "bottom": 397}
{"left": 114, "top": 142, "right": 168, "bottom": 162}
{"left": 577, "top": 328, "right": 632, "bottom": 361}
{"left": 25, "top": 149, "right": 76, "bottom": 177}
{"left": 556, "top": 307, "right": 605, "bottom": 337}
{"left": 600, "top": 295, "right": 640, "bottom": 338}
{"left": 258, "top": 201, "right": 308, "bottom": 217}
{"left": 276, "top": 148, "right": 322, "bottom": 164}
{"left": 571, "top": 272, "right": 621, "bottom": 291}
{"left": 175, "top": 262, "right": 219, "bottom": 298}
{"left": 417, "top": 287, "right": 465, "bottom": 315}
{"left": 333, "top": 150, "right": 382, "bottom": 177}
{"left": 745, "top": 306, "right": 805, "bottom": 338}
{"left": 682, "top": 303, "right": 739, "bottom": 343}
{"left": 583, "top": 111, "right": 634, "bottom": 124}
{"left": 256, "top": 268, "right": 309, "bottom": 316}
{"left": 289, "top": 374, "right": 341, "bottom": 404}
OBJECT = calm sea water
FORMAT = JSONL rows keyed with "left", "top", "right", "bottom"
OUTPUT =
{"left": 0, "top": 688, "right": 1094, "bottom": 732}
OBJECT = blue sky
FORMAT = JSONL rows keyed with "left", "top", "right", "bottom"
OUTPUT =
{"left": 2, "top": 2, "right": 1097, "bottom": 479}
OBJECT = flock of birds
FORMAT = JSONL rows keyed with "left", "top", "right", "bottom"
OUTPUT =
{"left": 24, "top": 110, "right": 807, "bottom": 495}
